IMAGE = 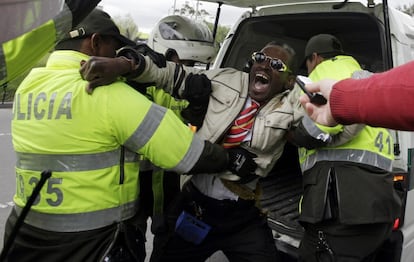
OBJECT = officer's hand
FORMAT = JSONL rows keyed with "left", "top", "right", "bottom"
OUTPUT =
{"left": 226, "top": 147, "right": 258, "bottom": 183}
{"left": 80, "top": 56, "right": 132, "bottom": 94}
{"left": 181, "top": 103, "right": 208, "bottom": 129}
{"left": 183, "top": 73, "right": 212, "bottom": 104}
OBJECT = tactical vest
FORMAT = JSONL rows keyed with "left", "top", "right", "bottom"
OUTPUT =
{"left": 299, "top": 56, "right": 394, "bottom": 172}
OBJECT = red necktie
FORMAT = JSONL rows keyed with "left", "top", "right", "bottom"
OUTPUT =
{"left": 223, "top": 100, "right": 260, "bottom": 148}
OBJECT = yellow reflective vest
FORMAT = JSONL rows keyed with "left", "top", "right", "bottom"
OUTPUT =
{"left": 142, "top": 86, "right": 189, "bottom": 215}
{"left": 1, "top": 4, "right": 74, "bottom": 86}
{"left": 146, "top": 86, "right": 189, "bottom": 121}
{"left": 299, "top": 55, "right": 394, "bottom": 172}
{"left": 1, "top": 1, "right": 102, "bottom": 86}
{"left": 12, "top": 50, "right": 204, "bottom": 232}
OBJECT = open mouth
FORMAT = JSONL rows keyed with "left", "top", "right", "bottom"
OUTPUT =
{"left": 253, "top": 73, "right": 270, "bottom": 92}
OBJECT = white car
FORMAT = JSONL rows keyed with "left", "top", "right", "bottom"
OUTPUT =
{"left": 204, "top": 1, "right": 414, "bottom": 261}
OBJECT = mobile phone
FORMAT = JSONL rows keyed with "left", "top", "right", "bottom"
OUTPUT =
{"left": 296, "top": 75, "right": 327, "bottom": 105}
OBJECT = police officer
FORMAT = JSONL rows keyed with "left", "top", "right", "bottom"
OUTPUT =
{"left": 4, "top": 9, "right": 257, "bottom": 262}
{"left": 290, "top": 34, "right": 401, "bottom": 261}
{"left": 135, "top": 16, "right": 217, "bottom": 250}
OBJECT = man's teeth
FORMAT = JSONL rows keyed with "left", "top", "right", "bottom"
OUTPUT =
{"left": 255, "top": 73, "right": 269, "bottom": 84}
{"left": 256, "top": 73, "right": 268, "bottom": 80}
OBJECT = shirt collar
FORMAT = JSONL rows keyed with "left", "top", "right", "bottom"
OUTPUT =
{"left": 46, "top": 50, "right": 90, "bottom": 69}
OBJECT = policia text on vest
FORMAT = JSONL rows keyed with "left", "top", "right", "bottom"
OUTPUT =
{"left": 13, "top": 92, "right": 72, "bottom": 120}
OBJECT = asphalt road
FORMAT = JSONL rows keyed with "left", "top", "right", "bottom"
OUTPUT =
{"left": 0, "top": 107, "right": 227, "bottom": 261}
{"left": 0, "top": 107, "right": 15, "bottom": 249}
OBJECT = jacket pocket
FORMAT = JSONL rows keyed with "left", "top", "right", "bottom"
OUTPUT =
{"left": 210, "top": 88, "right": 239, "bottom": 112}
{"left": 264, "top": 110, "right": 293, "bottom": 130}
{"left": 299, "top": 169, "right": 329, "bottom": 223}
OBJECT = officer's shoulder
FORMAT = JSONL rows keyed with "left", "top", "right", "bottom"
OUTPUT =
{"left": 98, "top": 80, "right": 147, "bottom": 99}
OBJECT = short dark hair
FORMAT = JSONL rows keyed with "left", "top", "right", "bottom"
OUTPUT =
{"left": 55, "top": 37, "right": 85, "bottom": 51}
{"left": 55, "top": 34, "right": 117, "bottom": 51}
{"left": 265, "top": 41, "right": 297, "bottom": 74}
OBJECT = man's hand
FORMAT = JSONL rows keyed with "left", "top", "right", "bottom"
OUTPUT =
{"left": 299, "top": 79, "right": 338, "bottom": 127}
{"left": 227, "top": 147, "right": 258, "bottom": 183}
{"left": 80, "top": 56, "right": 132, "bottom": 94}
{"left": 180, "top": 74, "right": 212, "bottom": 128}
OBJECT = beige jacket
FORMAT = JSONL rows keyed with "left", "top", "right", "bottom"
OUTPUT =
{"left": 136, "top": 57, "right": 304, "bottom": 179}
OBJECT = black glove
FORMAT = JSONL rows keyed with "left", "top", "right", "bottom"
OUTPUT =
{"left": 134, "top": 43, "right": 167, "bottom": 68}
{"left": 227, "top": 147, "right": 258, "bottom": 184}
{"left": 165, "top": 48, "right": 179, "bottom": 61}
{"left": 181, "top": 104, "right": 208, "bottom": 129}
{"left": 183, "top": 73, "right": 212, "bottom": 105}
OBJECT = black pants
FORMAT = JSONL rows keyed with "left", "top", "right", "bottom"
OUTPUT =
{"left": 150, "top": 182, "right": 278, "bottom": 262}
{"left": 136, "top": 170, "right": 181, "bottom": 234}
{"left": 3, "top": 208, "right": 146, "bottom": 262}
{"left": 299, "top": 220, "right": 393, "bottom": 262}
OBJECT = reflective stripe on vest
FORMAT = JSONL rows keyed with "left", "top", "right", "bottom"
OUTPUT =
{"left": 16, "top": 149, "right": 138, "bottom": 172}
{"left": 124, "top": 103, "right": 204, "bottom": 173}
{"left": 302, "top": 116, "right": 333, "bottom": 142}
{"left": 15, "top": 200, "right": 137, "bottom": 232}
{"left": 124, "top": 103, "right": 166, "bottom": 151}
{"left": 301, "top": 148, "right": 393, "bottom": 172}
{"left": 173, "top": 136, "right": 204, "bottom": 173}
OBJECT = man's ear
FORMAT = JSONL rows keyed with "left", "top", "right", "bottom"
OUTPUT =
{"left": 314, "top": 53, "right": 325, "bottom": 64}
{"left": 242, "top": 58, "right": 254, "bottom": 73}
{"left": 90, "top": 33, "right": 102, "bottom": 55}
{"left": 306, "top": 53, "right": 320, "bottom": 74}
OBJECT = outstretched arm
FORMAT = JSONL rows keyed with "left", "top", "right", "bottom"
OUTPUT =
{"left": 300, "top": 61, "right": 414, "bottom": 131}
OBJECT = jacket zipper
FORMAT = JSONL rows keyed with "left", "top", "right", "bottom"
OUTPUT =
{"left": 119, "top": 146, "right": 125, "bottom": 184}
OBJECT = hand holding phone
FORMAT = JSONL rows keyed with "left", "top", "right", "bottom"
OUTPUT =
{"left": 296, "top": 75, "right": 327, "bottom": 105}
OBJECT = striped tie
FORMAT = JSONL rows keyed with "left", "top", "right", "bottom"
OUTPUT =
{"left": 223, "top": 100, "right": 260, "bottom": 148}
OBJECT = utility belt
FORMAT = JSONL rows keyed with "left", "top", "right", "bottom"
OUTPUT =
{"left": 220, "top": 178, "right": 260, "bottom": 201}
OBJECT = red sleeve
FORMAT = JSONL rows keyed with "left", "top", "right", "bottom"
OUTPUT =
{"left": 330, "top": 61, "right": 414, "bottom": 131}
